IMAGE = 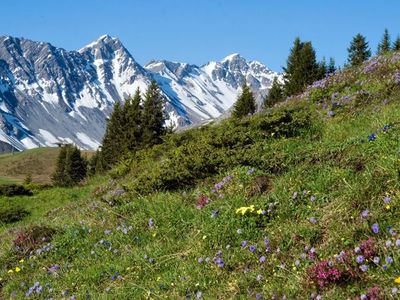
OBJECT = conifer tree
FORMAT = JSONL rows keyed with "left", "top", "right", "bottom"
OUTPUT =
{"left": 347, "top": 33, "right": 371, "bottom": 66}
{"left": 52, "top": 145, "right": 87, "bottom": 187}
{"left": 98, "top": 102, "right": 126, "bottom": 170}
{"left": 283, "top": 38, "right": 322, "bottom": 96}
{"left": 318, "top": 57, "right": 328, "bottom": 79}
{"left": 124, "top": 88, "right": 143, "bottom": 151}
{"left": 327, "top": 57, "right": 336, "bottom": 74}
{"left": 393, "top": 36, "right": 400, "bottom": 51}
{"left": 232, "top": 82, "right": 256, "bottom": 118}
{"left": 264, "top": 77, "right": 284, "bottom": 108}
{"left": 377, "top": 29, "right": 391, "bottom": 55}
{"left": 142, "top": 81, "right": 167, "bottom": 146}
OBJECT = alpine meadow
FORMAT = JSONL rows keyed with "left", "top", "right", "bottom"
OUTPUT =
{"left": 1, "top": 2, "right": 400, "bottom": 299}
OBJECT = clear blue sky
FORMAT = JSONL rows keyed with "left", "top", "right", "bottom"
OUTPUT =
{"left": 1, "top": 0, "right": 399, "bottom": 71}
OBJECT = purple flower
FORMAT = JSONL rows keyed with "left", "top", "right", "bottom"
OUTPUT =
{"left": 385, "top": 256, "right": 393, "bottom": 264}
{"left": 104, "top": 229, "right": 112, "bottom": 235}
{"left": 359, "top": 264, "right": 368, "bottom": 272}
{"left": 392, "top": 288, "right": 399, "bottom": 295}
{"left": 373, "top": 257, "right": 380, "bottom": 264}
{"left": 196, "top": 291, "right": 203, "bottom": 299}
{"left": 310, "top": 195, "right": 316, "bottom": 202}
{"left": 354, "top": 246, "right": 361, "bottom": 253}
{"left": 256, "top": 293, "right": 263, "bottom": 300}
{"left": 241, "top": 240, "right": 247, "bottom": 247}
{"left": 327, "top": 110, "right": 335, "bottom": 117}
{"left": 197, "top": 257, "right": 203, "bottom": 263}
{"left": 148, "top": 218, "right": 154, "bottom": 228}
{"left": 247, "top": 168, "right": 255, "bottom": 175}
{"left": 356, "top": 255, "right": 364, "bottom": 264}
{"left": 368, "top": 133, "right": 377, "bottom": 141}
{"left": 384, "top": 196, "right": 391, "bottom": 203}
{"left": 259, "top": 256, "right": 266, "bottom": 263}
{"left": 360, "top": 294, "right": 367, "bottom": 300}
{"left": 371, "top": 223, "right": 379, "bottom": 234}
{"left": 249, "top": 245, "right": 257, "bottom": 253}
{"left": 382, "top": 264, "right": 388, "bottom": 270}
{"left": 48, "top": 264, "right": 60, "bottom": 274}
{"left": 211, "top": 210, "right": 219, "bottom": 218}
{"left": 309, "top": 217, "right": 317, "bottom": 224}
{"left": 361, "top": 209, "right": 369, "bottom": 218}
{"left": 396, "top": 239, "right": 400, "bottom": 247}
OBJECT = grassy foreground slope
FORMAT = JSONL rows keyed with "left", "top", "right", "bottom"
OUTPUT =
{"left": 1, "top": 53, "right": 400, "bottom": 299}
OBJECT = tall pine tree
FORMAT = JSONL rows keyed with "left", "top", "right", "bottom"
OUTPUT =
{"left": 393, "top": 36, "right": 400, "bottom": 51}
{"left": 327, "top": 57, "right": 336, "bottom": 74}
{"left": 264, "top": 77, "right": 284, "bottom": 108}
{"left": 142, "top": 81, "right": 167, "bottom": 146}
{"left": 232, "top": 82, "right": 256, "bottom": 118}
{"left": 347, "top": 33, "right": 371, "bottom": 66}
{"left": 377, "top": 29, "right": 391, "bottom": 55}
{"left": 98, "top": 102, "right": 126, "bottom": 170}
{"left": 283, "top": 38, "right": 322, "bottom": 96}
{"left": 124, "top": 88, "right": 143, "bottom": 151}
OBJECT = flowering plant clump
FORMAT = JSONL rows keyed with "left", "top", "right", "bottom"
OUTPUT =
{"left": 307, "top": 260, "right": 350, "bottom": 288}
{"left": 196, "top": 195, "right": 210, "bottom": 209}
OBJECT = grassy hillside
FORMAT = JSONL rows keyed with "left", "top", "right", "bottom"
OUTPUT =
{"left": 0, "top": 147, "right": 93, "bottom": 184}
{"left": 1, "top": 53, "right": 400, "bottom": 299}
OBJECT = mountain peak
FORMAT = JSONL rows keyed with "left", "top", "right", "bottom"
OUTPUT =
{"left": 222, "top": 53, "right": 242, "bottom": 62}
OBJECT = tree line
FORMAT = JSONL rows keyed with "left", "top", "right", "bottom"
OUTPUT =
{"left": 232, "top": 28, "right": 400, "bottom": 118}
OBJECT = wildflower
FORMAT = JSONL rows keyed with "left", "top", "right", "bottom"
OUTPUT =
{"left": 19, "top": 259, "right": 24, "bottom": 263}
{"left": 259, "top": 256, "right": 266, "bottom": 263}
{"left": 310, "top": 195, "right": 316, "bottom": 202}
{"left": 241, "top": 240, "right": 247, "bottom": 247}
{"left": 386, "top": 256, "right": 394, "bottom": 264}
{"left": 396, "top": 239, "right": 400, "bottom": 247}
{"left": 292, "top": 192, "right": 298, "bottom": 200}
{"left": 354, "top": 246, "right": 361, "bottom": 253}
{"left": 368, "top": 133, "right": 377, "bottom": 141}
{"left": 295, "top": 259, "right": 300, "bottom": 267}
{"left": 15, "top": 267, "right": 21, "bottom": 272}
{"left": 361, "top": 209, "right": 369, "bottom": 218}
{"left": 211, "top": 210, "right": 219, "bottom": 218}
{"left": 356, "top": 255, "right": 365, "bottom": 264}
{"left": 373, "top": 257, "right": 380, "bottom": 264}
{"left": 327, "top": 110, "right": 335, "bottom": 117}
{"left": 392, "top": 287, "right": 398, "bottom": 295}
{"left": 359, "top": 265, "right": 368, "bottom": 272}
{"left": 386, "top": 240, "right": 393, "bottom": 247}
{"left": 205, "top": 257, "right": 210, "bottom": 263}
{"left": 196, "top": 291, "right": 203, "bottom": 299}
{"left": 237, "top": 229, "right": 242, "bottom": 234}
{"left": 395, "top": 277, "right": 400, "bottom": 284}
{"left": 249, "top": 245, "right": 257, "bottom": 253}
{"left": 309, "top": 217, "right": 317, "bottom": 224}
{"left": 148, "top": 218, "right": 154, "bottom": 228}
{"left": 197, "top": 257, "right": 203, "bottom": 263}
{"left": 256, "top": 274, "right": 263, "bottom": 281}
{"left": 255, "top": 293, "right": 263, "bottom": 300}
{"left": 384, "top": 196, "right": 391, "bottom": 203}
{"left": 7, "top": 270, "right": 13, "bottom": 274}
{"left": 247, "top": 168, "right": 255, "bottom": 175}
{"left": 371, "top": 223, "right": 379, "bottom": 234}
{"left": 360, "top": 295, "right": 367, "bottom": 300}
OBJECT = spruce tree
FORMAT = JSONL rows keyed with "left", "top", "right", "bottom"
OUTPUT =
{"left": 124, "top": 88, "right": 143, "bottom": 151}
{"left": 52, "top": 145, "right": 87, "bottom": 187}
{"left": 393, "top": 36, "right": 400, "bottom": 51}
{"left": 283, "top": 38, "right": 321, "bottom": 96}
{"left": 347, "top": 33, "right": 371, "bottom": 66}
{"left": 327, "top": 57, "right": 336, "bottom": 74}
{"left": 377, "top": 29, "right": 391, "bottom": 55}
{"left": 98, "top": 102, "right": 126, "bottom": 170}
{"left": 318, "top": 57, "right": 328, "bottom": 79}
{"left": 142, "top": 81, "right": 167, "bottom": 146}
{"left": 264, "top": 77, "right": 284, "bottom": 108}
{"left": 232, "top": 82, "right": 256, "bottom": 118}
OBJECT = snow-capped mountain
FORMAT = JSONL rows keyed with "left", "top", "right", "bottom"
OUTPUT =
{"left": 0, "top": 35, "right": 281, "bottom": 151}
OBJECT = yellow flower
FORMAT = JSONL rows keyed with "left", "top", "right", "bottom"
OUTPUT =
{"left": 202, "top": 235, "right": 207, "bottom": 240}
{"left": 395, "top": 276, "right": 400, "bottom": 284}
{"left": 7, "top": 270, "right": 13, "bottom": 274}
{"left": 386, "top": 205, "right": 391, "bottom": 210}
{"left": 256, "top": 209, "right": 263, "bottom": 215}
{"left": 152, "top": 233, "right": 157, "bottom": 237}
{"left": 15, "top": 267, "right": 21, "bottom": 273}
{"left": 19, "top": 259, "right": 24, "bottom": 263}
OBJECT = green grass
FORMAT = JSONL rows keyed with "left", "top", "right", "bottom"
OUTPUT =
{"left": 0, "top": 54, "right": 400, "bottom": 299}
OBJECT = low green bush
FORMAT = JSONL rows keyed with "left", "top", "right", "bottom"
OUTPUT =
{"left": 0, "top": 205, "right": 30, "bottom": 224}
{"left": 0, "top": 184, "right": 33, "bottom": 197}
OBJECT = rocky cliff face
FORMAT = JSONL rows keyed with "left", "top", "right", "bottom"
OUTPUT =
{"left": 0, "top": 35, "right": 281, "bottom": 150}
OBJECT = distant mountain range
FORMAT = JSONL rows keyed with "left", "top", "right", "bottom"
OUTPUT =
{"left": 0, "top": 35, "right": 281, "bottom": 150}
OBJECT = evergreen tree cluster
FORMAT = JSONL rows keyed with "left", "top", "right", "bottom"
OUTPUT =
{"left": 92, "top": 81, "right": 167, "bottom": 173}
{"left": 52, "top": 145, "right": 87, "bottom": 187}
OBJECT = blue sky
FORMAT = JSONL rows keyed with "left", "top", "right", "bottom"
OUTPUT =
{"left": 1, "top": 0, "right": 399, "bottom": 71}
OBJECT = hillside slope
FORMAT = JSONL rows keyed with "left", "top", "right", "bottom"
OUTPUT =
{"left": 1, "top": 53, "right": 400, "bottom": 299}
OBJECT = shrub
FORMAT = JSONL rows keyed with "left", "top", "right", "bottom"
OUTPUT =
{"left": 0, "top": 206, "right": 30, "bottom": 224}
{"left": 0, "top": 184, "right": 33, "bottom": 197}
